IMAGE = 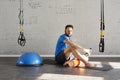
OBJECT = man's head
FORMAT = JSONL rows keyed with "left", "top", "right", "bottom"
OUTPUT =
{"left": 65, "top": 24, "right": 73, "bottom": 37}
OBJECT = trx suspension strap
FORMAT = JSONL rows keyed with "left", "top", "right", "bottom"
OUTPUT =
{"left": 18, "top": 0, "right": 26, "bottom": 46}
{"left": 99, "top": 0, "right": 105, "bottom": 52}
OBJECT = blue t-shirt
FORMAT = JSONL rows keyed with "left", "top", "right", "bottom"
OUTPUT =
{"left": 55, "top": 34, "right": 72, "bottom": 57}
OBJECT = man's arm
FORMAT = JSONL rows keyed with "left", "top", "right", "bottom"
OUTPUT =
{"left": 64, "top": 39, "right": 91, "bottom": 54}
{"left": 64, "top": 39, "right": 84, "bottom": 51}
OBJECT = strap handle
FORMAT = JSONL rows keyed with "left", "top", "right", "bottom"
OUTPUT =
{"left": 18, "top": 0, "right": 26, "bottom": 46}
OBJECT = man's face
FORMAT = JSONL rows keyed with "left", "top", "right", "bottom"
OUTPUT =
{"left": 65, "top": 27, "right": 73, "bottom": 37}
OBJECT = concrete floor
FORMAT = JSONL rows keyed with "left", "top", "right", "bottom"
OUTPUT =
{"left": 0, "top": 57, "right": 120, "bottom": 80}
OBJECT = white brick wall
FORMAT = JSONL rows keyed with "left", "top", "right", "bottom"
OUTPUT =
{"left": 0, "top": 0, "right": 120, "bottom": 55}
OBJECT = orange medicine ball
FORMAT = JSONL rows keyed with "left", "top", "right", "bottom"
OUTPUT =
{"left": 68, "top": 59, "right": 86, "bottom": 67}
{"left": 68, "top": 59, "right": 80, "bottom": 67}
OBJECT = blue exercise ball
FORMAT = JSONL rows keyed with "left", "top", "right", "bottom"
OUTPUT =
{"left": 16, "top": 52, "right": 43, "bottom": 66}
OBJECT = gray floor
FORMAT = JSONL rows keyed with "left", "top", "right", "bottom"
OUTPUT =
{"left": 0, "top": 57, "right": 120, "bottom": 80}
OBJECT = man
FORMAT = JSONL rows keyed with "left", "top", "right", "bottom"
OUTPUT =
{"left": 55, "top": 24, "right": 96, "bottom": 68}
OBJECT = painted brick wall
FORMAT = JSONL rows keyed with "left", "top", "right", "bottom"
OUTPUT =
{"left": 0, "top": 0, "right": 120, "bottom": 55}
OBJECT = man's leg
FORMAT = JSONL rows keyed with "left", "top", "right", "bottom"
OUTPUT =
{"left": 64, "top": 47, "right": 72, "bottom": 60}
{"left": 67, "top": 46, "right": 96, "bottom": 68}
{"left": 64, "top": 46, "right": 87, "bottom": 64}
{"left": 64, "top": 40, "right": 91, "bottom": 54}
{"left": 69, "top": 46, "right": 88, "bottom": 65}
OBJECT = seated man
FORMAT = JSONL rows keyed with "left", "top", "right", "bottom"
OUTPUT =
{"left": 55, "top": 24, "right": 96, "bottom": 68}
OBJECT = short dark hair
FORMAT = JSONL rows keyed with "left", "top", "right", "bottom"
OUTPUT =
{"left": 65, "top": 24, "right": 74, "bottom": 30}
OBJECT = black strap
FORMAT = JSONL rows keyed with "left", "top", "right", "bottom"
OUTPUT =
{"left": 18, "top": 32, "right": 26, "bottom": 46}
{"left": 99, "top": 0, "right": 105, "bottom": 52}
{"left": 18, "top": 0, "right": 26, "bottom": 46}
{"left": 99, "top": 38, "right": 104, "bottom": 52}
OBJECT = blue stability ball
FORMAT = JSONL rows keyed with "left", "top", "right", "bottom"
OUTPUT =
{"left": 16, "top": 52, "right": 43, "bottom": 66}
